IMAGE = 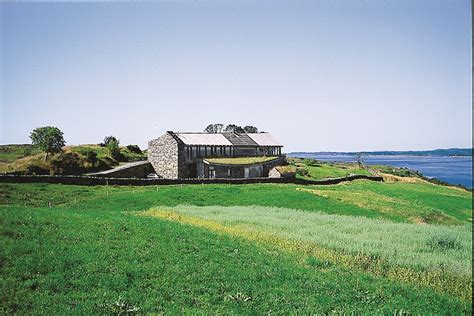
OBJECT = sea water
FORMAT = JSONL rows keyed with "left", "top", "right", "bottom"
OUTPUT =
{"left": 289, "top": 154, "right": 472, "bottom": 188}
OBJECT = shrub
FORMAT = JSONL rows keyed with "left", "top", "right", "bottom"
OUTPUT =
{"left": 126, "top": 145, "right": 142, "bottom": 154}
{"left": 103, "top": 136, "right": 119, "bottom": 147}
{"left": 103, "top": 136, "right": 121, "bottom": 160}
{"left": 303, "top": 158, "right": 318, "bottom": 167}
{"left": 296, "top": 167, "right": 310, "bottom": 177}
{"left": 26, "top": 164, "right": 49, "bottom": 175}
{"left": 22, "top": 146, "right": 33, "bottom": 156}
{"left": 84, "top": 150, "right": 98, "bottom": 165}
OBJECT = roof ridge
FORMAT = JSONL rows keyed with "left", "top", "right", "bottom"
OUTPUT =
{"left": 174, "top": 131, "right": 269, "bottom": 134}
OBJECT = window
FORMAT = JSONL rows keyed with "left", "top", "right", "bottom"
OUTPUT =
{"left": 208, "top": 167, "right": 216, "bottom": 178}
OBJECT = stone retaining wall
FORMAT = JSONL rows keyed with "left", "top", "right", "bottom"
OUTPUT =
{"left": 0, "top": 174, "right": 383, "bottom": 186}
{"left": 88, "top": 161, "right": 153, "bottom": 178}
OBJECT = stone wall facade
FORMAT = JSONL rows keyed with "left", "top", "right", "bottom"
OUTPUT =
{"left": 148, "top": 132, "right": 181, "bottom": 179}
{"left": 148, "top": 132, "right": 285, "bottom": 179}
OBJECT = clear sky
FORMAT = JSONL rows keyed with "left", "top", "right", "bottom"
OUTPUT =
{"left": 0, "top": 0, "right": 471, "bottom": 152}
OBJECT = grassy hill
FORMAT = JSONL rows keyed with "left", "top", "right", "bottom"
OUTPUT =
{"left": 288, "top": 158, "right": 372, "bottom": 180}
{"left": 1, "top": 179, "right": 472, "bottom": 313}
{"left": 0, "top": 144, "right": 146, "bottom": 175}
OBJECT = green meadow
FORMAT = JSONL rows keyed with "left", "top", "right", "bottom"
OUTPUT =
{"left": 1, "top": 180, "right": 472, "bottom": 313}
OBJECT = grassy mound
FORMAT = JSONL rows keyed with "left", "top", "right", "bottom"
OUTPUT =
{"left": 0, "top": 144, "right": 146, "bottom": 175}
{"left": 289, "top": 158, "right": 372, "bottom": 180}
{"left": 0, "top": 144, "right": 43, "bottom": 163}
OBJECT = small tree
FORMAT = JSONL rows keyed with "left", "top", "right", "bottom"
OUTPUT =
{"left": 30, "top": 126, "right": 66, "bottom": 160}
{"left": 243, "top": 125, "right": 258, "bottom": 133}
{"left": 103, "top": 136, "right": 119, "bottom": 147}
{"left": 354, "top": 152, "right": 369, "bottom": 169}
{"left": 104, "top": 136, "right": 120, "bottom": 159}
{"left": 204, "top": 123, "right": 224, "bottom": 133}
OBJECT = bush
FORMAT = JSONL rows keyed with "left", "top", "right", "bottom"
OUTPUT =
{"left": 104, "top": 136, "right": 121, "bottom": 160}
{"left": 126, "top": 145, "right": 142, "bottom": 154}
{"left": 103, "top": 136, "right": 119, "bottom": 147}
{"left": 22, "top": 146, "right": 33, "bottom": 156}
{"left": 84, "top": 150, "right": 98, "bottom": 165}
{"left": 303, "top": 158, "right": 318, "bottom": 167}
{"left": 26, "top": 164, "right": 49, "bottom": 175}
{"left": 296, "top": 167, "right": 310, "bottom": 177}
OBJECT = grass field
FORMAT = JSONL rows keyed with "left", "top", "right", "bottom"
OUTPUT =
{"left": 1, "top": 180, "right": 472, "bottom": 313}
{"left": 289, "top": 158, "right": 372, "bottom": 180}
{"left": 0, "top": 145, "right": 43, "bottom": 163}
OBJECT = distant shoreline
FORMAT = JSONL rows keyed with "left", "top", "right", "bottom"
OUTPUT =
{"left": 288, "top": 152, "right": 472, "bottom": 189}
{"left": 289, "top": 148, "right": 472, "bottom": 157}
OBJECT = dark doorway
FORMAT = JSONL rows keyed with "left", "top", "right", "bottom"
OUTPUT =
{"left": 187, "top": 163, "right": 197, "bottom": 178}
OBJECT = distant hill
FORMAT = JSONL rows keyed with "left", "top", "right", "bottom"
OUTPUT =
{"left": 289, "top": 148, "right": 472, "bottom": 157}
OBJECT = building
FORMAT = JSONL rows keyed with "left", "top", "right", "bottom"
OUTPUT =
{"left": 148, "top": 131, "right": 285, "bottom": 179}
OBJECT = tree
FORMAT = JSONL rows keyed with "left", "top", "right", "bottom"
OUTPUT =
{"left": 354, "top": 152, "right": 369, "bottom": 169}
{"left": 224, "top": 124, "right": 245, "bottom": 133}
{"left": 30, "top": 126, "right": 66, "bottom": 160}
{"left": 104, "top": 136, "right": 120, "bottom": 159}
{"left": 243, "top": 125, "right": 258, "bottom": 133}
{"left": 103, "top": 136, "right": 119, "bottom": 147}
{"left": 204, "top": 123, "right": 224, "bottom": 133}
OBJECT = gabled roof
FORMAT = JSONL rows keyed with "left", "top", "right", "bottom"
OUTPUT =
{"left": 247, "top": 133, "right": 282, "bottom": 146}
{"left": 222, "top": 133, "right": 258, "bottom": 146}
{"left": 174, "top": 133, "right": 233, "bottom": 146}
{"left": 171, "top": 131, "right": 282, "bottom": 147}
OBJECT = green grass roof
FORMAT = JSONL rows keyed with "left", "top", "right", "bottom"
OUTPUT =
{"left": 204, "top": 156, "right": 279, "bottom": 165}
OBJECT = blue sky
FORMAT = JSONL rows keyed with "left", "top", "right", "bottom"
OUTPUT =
{"left": 1, "top": 0, "right": 471, "bottom": 152}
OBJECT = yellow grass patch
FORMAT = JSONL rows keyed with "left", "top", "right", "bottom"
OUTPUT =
{"left": 0, "top": 153, "right": 47, "bottom": 174}
{"left": 297, "top": 187, "right": 405, "bottom": 215}
{"left": 379, "top": 172, "right": 430, "bottom": 184}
